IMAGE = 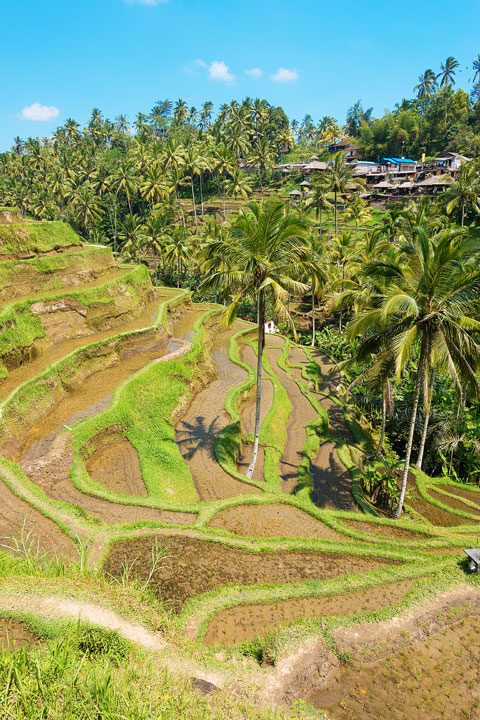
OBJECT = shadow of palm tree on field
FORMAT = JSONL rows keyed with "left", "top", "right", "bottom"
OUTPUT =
{"left": 176, "top": 416, "right": 221, "bottom": 459}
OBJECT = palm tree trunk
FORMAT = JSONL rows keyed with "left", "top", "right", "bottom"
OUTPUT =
{"left": 378, "top": 391, "right": 387, "bottom": 455}
{"left": 190, "top": 178, "right": 198, "bottom": 226}
{"left": 461, "top": 201, "right": 465, "bottom": 228}
{"left": 334, "top": 191, "right": 338, "bottom": 237}
{"left": 246, "top": 288, "right": 265, "bottom": 478}
{"left": 416, "top": 370, "right": 434, "bottom": 469}
{"left": 200, "top": 173, "right": 205, "bottom": 216}
{"left": 311, "top": 291, "right": 316, "bottom": 347}
{"left": 394, "top": 335, "right": 428, "bottom": 518}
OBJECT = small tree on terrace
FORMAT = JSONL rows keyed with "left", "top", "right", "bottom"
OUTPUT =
{"left": 201, "top": 200, "right": 310, "bottom": 477}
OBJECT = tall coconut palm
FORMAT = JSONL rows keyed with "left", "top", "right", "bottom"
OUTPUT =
{"left": 414, "top": 69, "right": 438, "bottom": 99}
{"left": 325, "top": 153, "right": 362, "bottom": 236}
{"left": 472, "top": 53, "right": 480, "bottom": 85}
{"left": 349, "top": 227, "right": 480, "bottom": 517}
{"left": 437, "top": 56, "right": 460, "bottom": 87}
{"left": 306, "top": 176, "right": 333, "bottom": 237}
{"left": 68, "top": 183, "right": 104, "bottom": 235}
{"left": 164, "top": 226, "right": 192, "bottom": 287}
{"left": 304, "top": 228, "right": 327, "bottom": 346}
{"left": 224, "top": 168, "right": 252, "bottom": 201}
{"left": 119, "top": 214, "right": 145, "bottom": 258}
{"left": 344, "top": 196, "right": 372, "bottom": 238}
{"left": 201, "top": 200, "right": 310, "bottom": 477}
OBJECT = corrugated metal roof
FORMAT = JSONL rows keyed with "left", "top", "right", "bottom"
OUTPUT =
{"left": 382, "top": 157, "right": 417, "bottom": 164}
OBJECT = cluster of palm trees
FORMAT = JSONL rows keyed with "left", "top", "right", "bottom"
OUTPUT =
{"left": 198, "top": 192, "right": 480, "bottom": 517}
{"left": 0, "top": 99, "right": 291, "bottom": 247}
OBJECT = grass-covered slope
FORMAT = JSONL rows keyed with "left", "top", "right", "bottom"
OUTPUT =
{"left": 0, "top": 221, "right": 81, "bottom": 257}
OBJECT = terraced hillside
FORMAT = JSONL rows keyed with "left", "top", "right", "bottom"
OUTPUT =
{"left": 1, "top": 218, "right": 480, "bottom": 719}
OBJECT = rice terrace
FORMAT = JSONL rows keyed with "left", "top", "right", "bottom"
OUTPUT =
{"left": 1, "top": 2, "right": 480, "bottom": 718}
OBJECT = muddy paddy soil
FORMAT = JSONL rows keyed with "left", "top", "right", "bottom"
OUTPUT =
{"left": 303, "top": 594, "right": 480, "bottom": 720}
{"left": 408, "top": 490, "right": 475, "bottom": 527}
{"left": 0, "top": 475, "right": 76, "bottom": 560}
{"left": 86, "top": 437, "right": 147, "bottom": 497}
{"left": 265, "top": 336, "right": 317, "bottom": 493}
{"left": 0, "top": 619, "right": 38, "bottom": 653}
{"left": 342, "top": 519, "right": 425, "bottom": 540}
{"left": 209, "top": 503, "right": 348, "bottom": 542}
{"left": 237, "top": 343, "right": 274, "bottom": 482}
{"left": 20, "top": 431, "right": 195, "bottom": 526}
{"left": 104, "top": 535, "right": 397, "bottom": 611}
{"left": 428, "top": 489, "right": 480, "bottom": 518}
{"left": 0, "top": 292, "right": 173, "bottom": 402}
{"left": 8, "top": 303, "right": 208, "bottom": 528}
{"left": 175, "top": 322, "right": 262, "bottom": 501}
{"left": 436, "top": 484, "right": 480, "bottom": 507}
{"left": 0, "top": 266, "right": 126, "bottom": 310}
{"left": 204, "top": 579, "right": 415, "bottom": 646}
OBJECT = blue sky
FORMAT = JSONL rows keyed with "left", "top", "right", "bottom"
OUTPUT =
{"left": 1, "top": 0, "right": 480, "bottom": 150}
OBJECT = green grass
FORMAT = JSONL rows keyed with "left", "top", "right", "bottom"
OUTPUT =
{"left": 0, "top": 246, "right": 114, "bottom": 298}
{"left": 70, "top": 306, "right": 222, "bottom": 505}
{"left": 0, "top": 221, "right": 81, "bottom": 257}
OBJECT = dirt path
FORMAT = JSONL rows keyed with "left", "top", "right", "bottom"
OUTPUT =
{"left": 175, "top": 322, "right": 262, "bottom": 501}
{"left": 265, "top": 337, "right": 317, "bottom": 493}
{"left": 0, "top": 593, "right": 164, "bottom": 650}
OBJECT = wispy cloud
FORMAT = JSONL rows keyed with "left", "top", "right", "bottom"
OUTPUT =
{"left": 19, "top": 103, "right": 60, "bottom": 121}
{"left": 245, "top": 67, "right": 263, "bottom": 78}
{"left": 209, "top": 60, "right": 235, "bottom": 83}
{"left": 271, "top": 67, "right": 299, "bottom": 83}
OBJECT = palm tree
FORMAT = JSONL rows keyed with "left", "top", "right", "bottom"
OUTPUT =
{"left": 344, "top": 196, "right": 372, "bottom": 238}
{"left": 69, "top": 184, "right": 104, "bottom": 235}
{"left": 349, "top": 227, "right": 480, "bottom": 517}
{"left": 140, "top": 168, "right": 169, "bottom": 208}
{"left": 325, "top": 153, "right": 363, "bottom": 236}
{"left": 414, "top": 70, "right": 438, "bottom": 99}
{"left": 119, "top": 214, "right": 145, "bottom": 258}
{"left": 201, "top": 200, "right": 310, "bottom": 477}
{"left": 305, "top": 228, "right": 327, "bottom": 346}
{"left": 437, "top": 56, "right": 460, "bottom": 87}
{"left": 164, "top": 226, "right": 192, "bottom": 286}
{"left": 445, "top": 161, "right": 480, "bottom": 227}
{"left": 184, "top": 144, "right": 207, "bottom": 225}
{"left": 224, "top": 168, "right": 252, "bottom": 201}
{"left": 472, "top": 53, "right": 480, "bottom": 85}
{"left": 306, "top": 176, "right": 333, "bottom": 237}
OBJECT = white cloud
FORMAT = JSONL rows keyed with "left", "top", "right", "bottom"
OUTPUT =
{"left": 209, "top": 60, "right": 235, "bottom": 83}
{"left": 245, "top": 67, "right": 263, "bottom": 78}
{"left": 195, "top": 59, "right": 207, "bottom": 69}
{"left": 19, "top": 103, "right": 60, "bottom": 122}
{"left": 271, "top": 67, "right": 299, "bottom": 83}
